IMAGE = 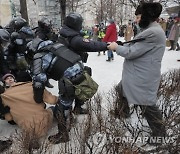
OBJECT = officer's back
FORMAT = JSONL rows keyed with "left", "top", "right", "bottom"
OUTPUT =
{"left": 59, "top": 12, "right": 108, "bottom": 62}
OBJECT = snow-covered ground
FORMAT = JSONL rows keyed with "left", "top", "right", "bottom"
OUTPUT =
{"left": 0, "top": 37, "right": 179, "bottom": 152}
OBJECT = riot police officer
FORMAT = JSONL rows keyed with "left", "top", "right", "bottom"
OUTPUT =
{"left": 0, "top": 29, "right": 13, "bottom": 152}
{"left": 59, "top": 12, "right": 108, "bottom": 115}
{"left": 0, "top": 29, "right": 10, "bottom": 79}
{"left": 26, "top": 36, "right": 100, "bottom": 144}
{"left": 35, "top": 17, "right": 58, "bottom": 43}
{"left": 35, "top": 17, "right": 58, "bottom": 88}
{"left": 26, "top": 38, "right": 81, "bottom": 144}
{"left": 5, "top": 22, "right": 34, "bottom": 82}
{"left": 5, "top": 17, "right": 28, "bottom": 34}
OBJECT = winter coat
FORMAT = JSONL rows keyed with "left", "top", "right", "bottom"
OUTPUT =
{"left": 102, "top": 23, "right": 117, "bottom": 42}
{"left": 168, "top": 23, "right": 180, "bottom": 41}
{"left": 159, "top": 21, "right": 167, "bottom": 32}
{"left": 124, "top": 25, "right": 134, "bottom": 41}
{"left": 1, "top": 82, "right": 58, "bottom": 138}
{"left": 115, "top": 22, "right": 166, "bottom": 106}
{"left": 59, "top": 25, "right": 107, "bottom": 57}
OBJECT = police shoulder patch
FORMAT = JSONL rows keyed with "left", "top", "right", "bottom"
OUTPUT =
{"left": 83, "top": 38, "right": 90, "bottom": 42}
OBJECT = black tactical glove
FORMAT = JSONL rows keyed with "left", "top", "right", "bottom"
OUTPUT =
{"left": 33, "top": 82, "right": 45, "bottom": 103}
{"left": 84, "top": 66, "right": 92, "bottom": 76}
{"left": 8, "top": 120, "right": 16, "bottom": 125}
{"left": 0, "top": 106, "right": 10, "bottom": 120}
{"left": 0, "top": 96, "right": 10, "bottom": 119}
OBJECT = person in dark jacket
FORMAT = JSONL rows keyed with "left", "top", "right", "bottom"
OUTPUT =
{"left": 35, "top": 17, "right": 58, "bottom": 88}
{"left": 0, "top": 29, "right": 13, "bottom": 153}
{"left": 0, "top": 29, "right": 10, "bottom": 79}
{"left": 35, "top": 17, "right": 58, "bottom": 43}
{"left": 5, "top": 26, "right": 34, "bottom": 82}
{"left": 59, "top": 12, "right": 108, "bottom": 114}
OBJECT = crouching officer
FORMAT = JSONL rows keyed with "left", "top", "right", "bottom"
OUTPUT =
{"left": 59, "top": 12, "right": 108, "bottom": 114}
{"left": 26, "top": 38, "right": 98, "bottom": 144}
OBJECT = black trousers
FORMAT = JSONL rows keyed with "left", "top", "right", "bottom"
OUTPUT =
{"left": 116, "top": 82, "right": 165, "bottom": 136}
{"left": 170, "top": 40, "right": 180, "bottom": 50}
{"left": 121, "top": 98, "right": 166, "bottom": 136}
{"left": 139, "top": 105, "right": 166, "bottom": 136}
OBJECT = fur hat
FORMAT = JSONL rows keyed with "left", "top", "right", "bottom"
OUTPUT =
{"left": 138, "top": 2, "right": 162, "bottom": 28}
{"left": 135, "top": 4, "right": 142, "bottom": 15}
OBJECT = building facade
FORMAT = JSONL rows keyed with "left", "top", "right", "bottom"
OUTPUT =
{"left": 9, "top": 0, "right": 61, "bottom": 28}
{"left": 0, "top": 0, "right": 11, "bottom": 26}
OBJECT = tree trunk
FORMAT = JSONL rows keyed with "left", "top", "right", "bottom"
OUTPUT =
{"left": 59, "top": 0, "right": 66, "bottom": 26}
{"left": 19, "top": 0, "right": 28, "bottom": 22}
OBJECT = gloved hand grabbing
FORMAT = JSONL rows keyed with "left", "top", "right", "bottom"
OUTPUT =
{"left": 107, "top": 42, "right": 119, "bottom": 51}
{"left": 8, "top": 120, "right": 16, "bottom": 125}
{"left": 0, "top": 106, "right": 10, "bottom": 120}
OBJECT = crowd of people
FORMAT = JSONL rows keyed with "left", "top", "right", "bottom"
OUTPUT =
{"left": 0, "top": 1, "right": 179, "bottom": 152}
{"left": 83, "top": 8, "right": 179, "bottom": 62}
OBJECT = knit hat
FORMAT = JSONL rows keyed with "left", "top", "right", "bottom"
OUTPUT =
{"left": 108, "top": 19, "right": 114, "bottom": 24}
{"left": 2, "top": 73, "right": 15, "bottom": 81}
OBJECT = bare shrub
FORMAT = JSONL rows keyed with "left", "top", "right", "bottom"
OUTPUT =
{"left": 6, "top": 69, "right": 179, "bottom": 153}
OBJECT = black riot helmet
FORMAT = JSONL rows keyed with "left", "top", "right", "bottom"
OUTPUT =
{"left": 64, "top": 12, "right": 83, "bottom": 31}
{"left": 10, "top": 32, "right": 24, "bottom": 45}
{"left": 0, "top": 29, "right": 10, "bottom": 43}
{"left": 0, "top": 29, "right": 10, "bottom": 48}
{"left": 38, "top": 17, "right": 52, "bottom": 33}
{"left": 19, "top": 26, "right": 35, "bottom": 44}
{"left": 8, "top": 17, "right": 28, "bottom": 32}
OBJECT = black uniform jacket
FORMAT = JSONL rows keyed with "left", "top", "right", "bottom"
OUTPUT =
{"left": 59, "top": 25, "right": 107, "bottom": 55}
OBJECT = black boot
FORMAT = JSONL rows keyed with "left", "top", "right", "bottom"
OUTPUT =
{"left": 106, "top": 57, "right": 111, "bottom": 61}
{"left": 48, "top": 104, "right": 69, "bottom": 144}
{"left": 168, "top": 40, "right": 175, "bottom": 51}
{"left": 0, "top": 139, "right": 12, "bottom": 152}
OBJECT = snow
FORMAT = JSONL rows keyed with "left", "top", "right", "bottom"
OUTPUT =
{"left": 0, "top": 37, "right": 179, "bottom": 152}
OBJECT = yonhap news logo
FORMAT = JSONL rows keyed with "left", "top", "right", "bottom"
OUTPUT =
{"left": 90, "top": 132, "right": 176, "bottom": 145}
{"left": 113, "top": 136, "right": 176, "bottom": 144}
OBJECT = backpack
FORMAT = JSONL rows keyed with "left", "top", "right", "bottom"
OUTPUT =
{"left": 63, "top": 71, "right": 98, "bottom": 102}
{"left": 74, "top": 71, "right": 98, "bottom": 102}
